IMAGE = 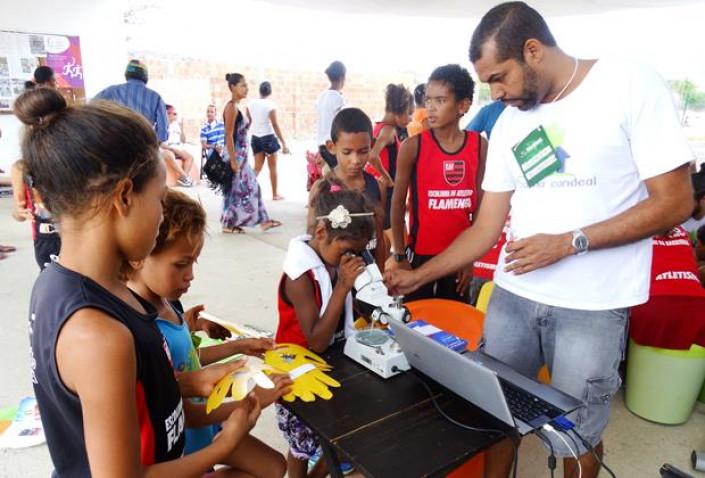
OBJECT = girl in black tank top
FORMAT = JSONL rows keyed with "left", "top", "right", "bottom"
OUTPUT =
{"left": 19, "top": 87, "right": 254, "bottom": 477}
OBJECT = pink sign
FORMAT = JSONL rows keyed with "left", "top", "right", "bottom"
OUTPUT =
{"left": 45, "top": 36, "right": 84, "bottom": 89}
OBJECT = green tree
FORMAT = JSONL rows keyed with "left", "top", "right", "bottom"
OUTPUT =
{"left": 669, "top": 79, "right": 705, "bottom": 123}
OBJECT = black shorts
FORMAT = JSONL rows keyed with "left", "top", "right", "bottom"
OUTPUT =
{"left": 251, "top": 134, "right": 281, "bottom": 155}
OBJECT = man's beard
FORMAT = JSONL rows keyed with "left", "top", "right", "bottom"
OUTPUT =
{"left": 516, "top": 64, "right": 540, "bottom": 111}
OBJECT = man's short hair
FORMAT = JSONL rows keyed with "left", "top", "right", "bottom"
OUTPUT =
{"left": 428, "top": 64, "right": 475, "bottom": 103}
{"left": 330, "top": 108, "right": 372, "bottom": 143}
{"left": 166, "top": 104, "right": 174, "bottom": 112}
{"left": 125, "top": 59, "right": 149, "bottom": 83}
{"left": 325, "top": 61, "right": 346, "bottom": 83}
{"left": 469, "top": 2, "right": 557, "bottom": 64}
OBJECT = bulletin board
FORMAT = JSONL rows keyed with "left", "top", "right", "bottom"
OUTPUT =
{"left": 0, "top": 30, "right": 85, "bottom": 113}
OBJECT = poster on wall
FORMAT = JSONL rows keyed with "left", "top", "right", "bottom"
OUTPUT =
{"left": 0, "top": 31, "right": 85, "bottom": 113}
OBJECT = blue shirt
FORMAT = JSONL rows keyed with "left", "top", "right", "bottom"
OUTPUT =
{"left": 465, "top": 100, "right": 506, "bottom": 139}
{"left": 156, "top": 310, "right": 215, "bottom": 454}
{"left": 200, "top": 120, "right": 225, "bottom": 157}
{"left": 95, "top": 79, "right": 169, "bottom": 142}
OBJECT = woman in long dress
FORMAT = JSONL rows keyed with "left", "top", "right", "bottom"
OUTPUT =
{"left": 221, "top": 73, "right": 282, "bottom": 233}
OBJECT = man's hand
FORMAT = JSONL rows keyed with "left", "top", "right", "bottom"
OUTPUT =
{"left": 176, "top": 359, "right": 246, "bottom": 398}
{"left": 456, "top": 268, "right": 473, "bottom": 294}
{"left": 504, "top": 233, "right": 574, "bottom": 275}
{"left": 384, "top": 256, "right": 411, "bottom": 273}
{"left": 384, "top": 268, "right": 421, "bottom": 296}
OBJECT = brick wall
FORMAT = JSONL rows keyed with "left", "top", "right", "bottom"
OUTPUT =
{"left": 133, "top": 51, "right": 417, "bottom": 143}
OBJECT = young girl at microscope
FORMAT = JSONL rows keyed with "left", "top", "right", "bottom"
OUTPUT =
{"left": 275, "top": 180, "right": 374, "bottom": 478}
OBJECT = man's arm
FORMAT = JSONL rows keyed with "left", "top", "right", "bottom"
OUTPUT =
{"left": 386, "top": 191, "right": 512, "bottom": 294}
{"left": 504, "top": 164, "right": 693, "bottom": 274}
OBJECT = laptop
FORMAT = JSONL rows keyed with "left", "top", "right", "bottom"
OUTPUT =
{"left": 388, "top": 319, "right": 584, "bottom": 435}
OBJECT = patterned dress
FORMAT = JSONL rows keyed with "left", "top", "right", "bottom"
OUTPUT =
{"left": 221, "top": 104, "right": 270, "bottom": 229}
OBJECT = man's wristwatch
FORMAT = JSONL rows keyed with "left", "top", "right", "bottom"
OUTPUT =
{"left": 392, "top": 251, "right": 407, "bottom": 263}
{"left": 571, "top": 229, "right": 590, "bottom": 256}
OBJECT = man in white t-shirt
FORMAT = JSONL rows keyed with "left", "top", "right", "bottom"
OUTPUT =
{"left": 315, "top": 61, "right": 346, "bottom": 169}
{"left": 386, "top": 3, "right": 694, "bottom": 477}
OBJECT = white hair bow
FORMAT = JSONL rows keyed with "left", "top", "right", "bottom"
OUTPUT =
{"left": 316, "top": 205, "right": 374, "bottom": 229}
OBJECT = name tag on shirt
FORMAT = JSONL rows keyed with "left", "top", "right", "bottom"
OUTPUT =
{"left": 511, "top": 125, "right": 561, "bottom": 187}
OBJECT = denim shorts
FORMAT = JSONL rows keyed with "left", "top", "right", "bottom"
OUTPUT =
{"left": 251, "top": 134, "right": 281, "bottom": 155}
{"left": 482, "top": 285, "right": 628, "bottom": 457}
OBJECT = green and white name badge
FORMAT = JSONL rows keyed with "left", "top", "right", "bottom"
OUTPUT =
{"left": 511, "top": 125, "right": 561, "bottom": 187}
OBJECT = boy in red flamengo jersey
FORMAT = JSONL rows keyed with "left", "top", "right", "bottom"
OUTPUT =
{"left": 388, "top": 64, "right": 487, "bottom": 302}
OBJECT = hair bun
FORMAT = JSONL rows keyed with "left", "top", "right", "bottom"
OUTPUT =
{"left": 225, "top": 73, "right": 231, "bottom": 81}
{"left": 14, "top": 88, "right": 67, "bottom": 127}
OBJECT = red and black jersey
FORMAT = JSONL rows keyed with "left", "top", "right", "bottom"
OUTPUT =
{"left": 409, "top": 129, "right": 480, "bottom": 256}
{"left": 30, "top": 262, "right": 185, "bottom": 477}
{"left": 276, "top": 270, "right": 346, "bottom": 347}
{"left": 365, "top": 122, "right": 399, "bottom": 180}
{"left": 276, "top": 271, "right": 322, "bottom": 347}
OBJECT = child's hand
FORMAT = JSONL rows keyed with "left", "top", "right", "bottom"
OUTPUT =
{"left": 234, "top": 338, "right": 274, "bottom": 357}
{"left": 253, "top": 373, "right": 294, "bottom": 407}
{"left": 213, "top": 393, "right": 261, "bottom": 452}
{"left": 339, "top": 254, "right": 366, "bottom": 290}
{"left": 12, "top": 199, "right": 32, "bottom": 222}
{"left": 177, "top": 359, "right": 246, "bottom": 398}
{"left": 197, "top": 318, "right": 233, "bottom": 341}
{"left": 183, "top": 304, "right": 205, "bottom": 330}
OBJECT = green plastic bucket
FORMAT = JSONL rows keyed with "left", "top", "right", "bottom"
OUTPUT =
{"left": 625, "top": 339, "right": 705, "bottom": 424}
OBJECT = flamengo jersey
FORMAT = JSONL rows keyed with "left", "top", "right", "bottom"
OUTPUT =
{"left": 29, "top": 263, "right": 185, "bottom": 476}
{"left": 409, "top": 129, "right": 480, "bottom": 255}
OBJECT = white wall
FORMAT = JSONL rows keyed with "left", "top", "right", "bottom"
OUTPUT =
{"left": 0, "top": 0, "right": 128, "bottom": 171}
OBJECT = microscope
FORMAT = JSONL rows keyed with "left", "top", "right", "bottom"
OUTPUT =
{"left": 344, "top": 250, "right": 412, "bottom": 378}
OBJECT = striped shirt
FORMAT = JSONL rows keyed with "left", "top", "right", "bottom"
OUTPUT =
{"left": 200, "top": 120, "right": 225, "bottom": 157}
{"left": 94, "top": 79, "right": 169, "bottom": 142}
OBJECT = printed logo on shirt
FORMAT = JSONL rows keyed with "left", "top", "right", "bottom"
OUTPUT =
{"left": 165, "top": 399, "right": 185, "bottom": 452}
{"left": 427, "top": 189, "right": 473, "bottom": 210}
{"left": 512, "top": 124, "right": 600, "bottom": 190}
{"left": 655, "top": 271, "right": 700, "bottom": 283}
{"left": 443, "top": 160, "right": 466, "bottom": 186}
{"left": 29, "top": 313, "right": 37, "bottom": 385}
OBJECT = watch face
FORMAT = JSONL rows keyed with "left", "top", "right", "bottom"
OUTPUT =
{"left": 575, "top": 235, "right": 588, "bottom": 251}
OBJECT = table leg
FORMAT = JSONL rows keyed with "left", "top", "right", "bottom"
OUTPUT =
{"left": 320, "top": 439, "right": 345, "bottom": 478}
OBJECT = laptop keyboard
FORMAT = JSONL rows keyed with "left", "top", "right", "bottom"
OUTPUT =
{"left": 500, "top": 380, "right": 563, "bottom": 424}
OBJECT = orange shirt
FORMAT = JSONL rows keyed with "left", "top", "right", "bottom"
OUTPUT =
{"left": 407, "top": 108, "right": 428, "bottom": 137}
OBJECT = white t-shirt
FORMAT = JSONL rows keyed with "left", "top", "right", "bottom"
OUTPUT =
{"left": 315, "top": 89, "right": 344, "bottom": 144}
{"left": 248, "top": 98, "right": 276, "bottom": 137}
{"left": 482, "top": 59, "right": 693, "bottom": 310}
{"left": 166, "top": 121, "right": 182, "bottom": 146}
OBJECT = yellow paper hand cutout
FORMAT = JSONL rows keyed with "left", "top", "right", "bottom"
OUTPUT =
{"left": 263, "top": 343, "right": 340, "bottom": 402}
{"left": 206, "top": 360, "right": 277, "bottom": 413}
